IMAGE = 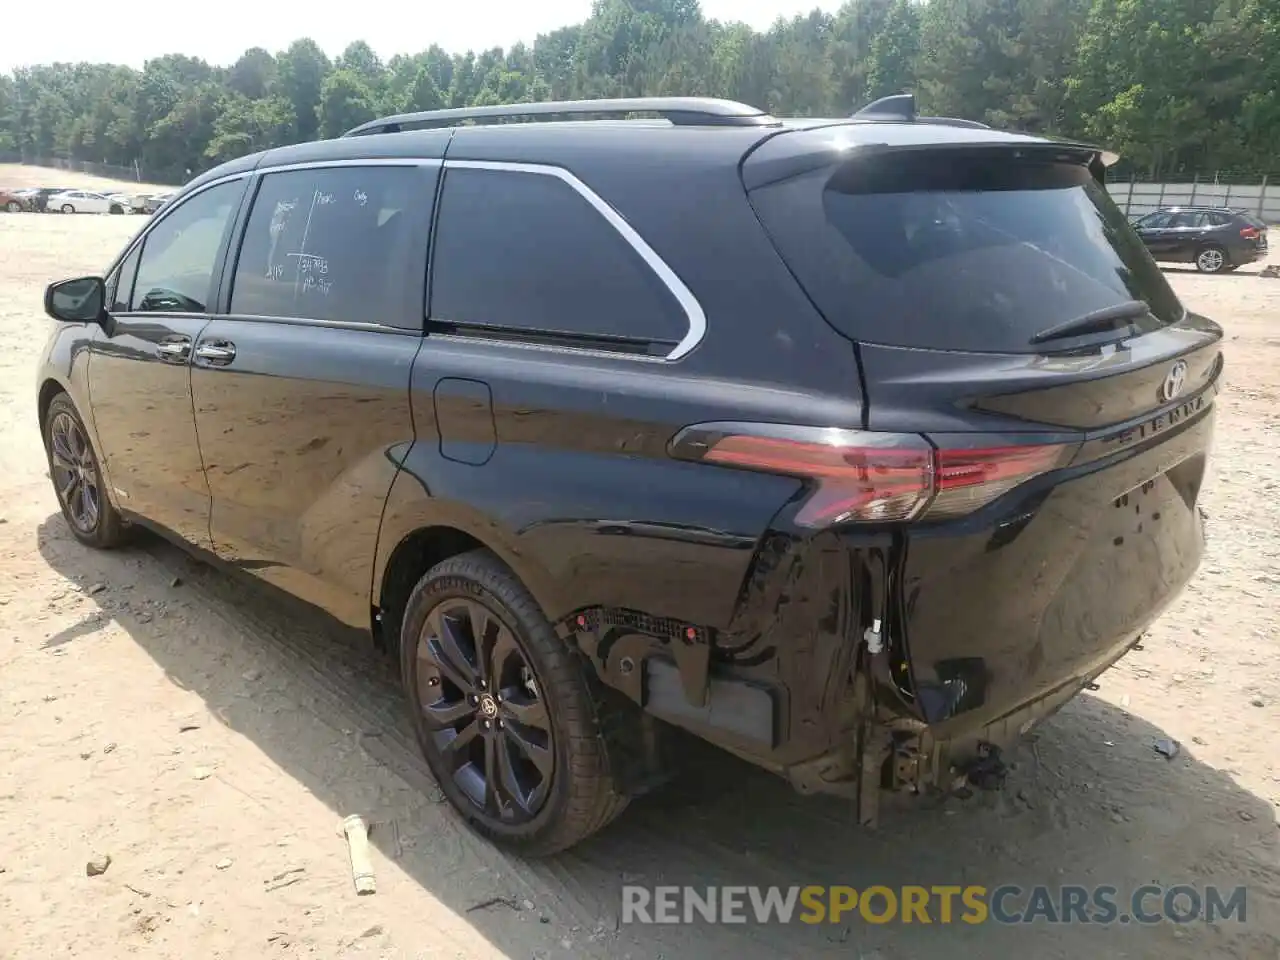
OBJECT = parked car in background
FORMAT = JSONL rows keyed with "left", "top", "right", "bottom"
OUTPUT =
{"left": 141, "top": 192, "right": 173, "bottom": 214}
{"left": 47, "top": 190, "right": 114, "bottom": 214}
{"left": 1, "top": 187, "right": 26, "bottom": 212}
{"left": 37, "top": 94, "right": 1221, "bottom": 856}
{"left": 1131, "top": 206, "right": 1269, "bottom": 273}
{"left": 12, "top": 186, "right": 74, "bottom": 212}
{"left": 102, "top": 192, "right": 137, "bottom": 214}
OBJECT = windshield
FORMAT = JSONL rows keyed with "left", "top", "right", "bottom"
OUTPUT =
{"left": 749, "top": 152, "right": 1184, "bottom": 354}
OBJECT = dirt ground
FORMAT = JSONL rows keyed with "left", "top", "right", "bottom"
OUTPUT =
{"left": 1, "top": 192, "right": 1278, "bottom": 960}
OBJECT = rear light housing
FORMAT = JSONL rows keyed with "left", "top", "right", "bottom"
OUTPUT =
{"left": 670, "top": 422, "right": 1075, "bottom": 527}
{"left": 1240, "top": 226, "right": 1260, "bottom": 240}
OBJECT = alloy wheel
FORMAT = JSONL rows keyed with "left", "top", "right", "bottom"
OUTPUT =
{"left": 414, "top": 599, "right": 554, "bottom": 822}
{"left": 48, "top": 412, "right": 100, "bottom": 534}
{"left": 1197, "top": 248, "right": 1225, "bottom": 272}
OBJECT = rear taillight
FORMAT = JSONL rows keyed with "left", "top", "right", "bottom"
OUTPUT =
{"left": 929, "top": 443, "right": 1069, "bottom": 519}
{"left": 670, "top": 423, "right": 1073, "bottom": 527}
{"left": 1241, "top": 226, "right": 1260, "bottom": 240}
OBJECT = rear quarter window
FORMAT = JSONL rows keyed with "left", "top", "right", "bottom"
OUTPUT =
{"left": 749, "top": 153, "right": 1184, "bottom": 354}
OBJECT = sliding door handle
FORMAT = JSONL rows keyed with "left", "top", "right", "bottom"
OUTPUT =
{"left": 194, "top": 340, "right": 236, "bottom": 365}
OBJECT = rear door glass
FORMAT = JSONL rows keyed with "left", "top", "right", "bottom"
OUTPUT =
{"left": 748, "top": 153, "right": 1184, "bottom": 354}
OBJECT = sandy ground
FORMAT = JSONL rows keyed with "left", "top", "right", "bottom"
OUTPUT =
{"left": 0, "top": 163, "right": 171, "bottom": 196}
{"left": 0, "top": 205, "right": 1278, "bottom": 960}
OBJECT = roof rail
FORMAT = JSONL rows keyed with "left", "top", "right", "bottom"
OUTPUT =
{"left": 343, "top": 97, "right": 779, "bottom": 137}
{"left": 850, "top": 93, "right": 990, "bottom": 129}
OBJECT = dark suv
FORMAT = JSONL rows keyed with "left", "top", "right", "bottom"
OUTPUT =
{"left": 1132, "top": 205, "right": 1269, "bottom": 273}
{"left": 36, "top": 95, "right": 1221, "bottom": 855}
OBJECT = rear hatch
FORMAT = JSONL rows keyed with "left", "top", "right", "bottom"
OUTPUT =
{"left": 1239, "top": 212, "right": 1268, "bottom": 253}
{"left": 744, "top": 131, "right": 1222, "bottom": 732}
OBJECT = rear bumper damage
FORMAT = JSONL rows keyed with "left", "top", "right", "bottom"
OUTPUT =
{"left": 785, "top": 626, "right": 1145, "bottom": 824}
{"left": 562, "top": 402, "right": 1210, "bottom": 819}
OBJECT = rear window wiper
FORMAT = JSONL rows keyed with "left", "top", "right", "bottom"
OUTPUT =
{"left": 1029, "top": 300, "right": 1152, "bottom": 346}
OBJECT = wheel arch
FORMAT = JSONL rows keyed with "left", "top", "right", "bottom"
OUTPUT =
{"left": 372, "top": 507, "right": 566, "bottom": 660}
{"left": 37, "top": 377, "right": 69, "bottom": 431}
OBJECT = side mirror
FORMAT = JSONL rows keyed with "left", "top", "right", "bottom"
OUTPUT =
{"left": 45, "top": 276, "right": 105, "bottom": 324}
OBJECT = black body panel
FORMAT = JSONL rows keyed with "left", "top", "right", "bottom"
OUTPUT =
{"left": 88, "top": 314, "right": 214, "bottom": 549}
{"left": 191, "top": 320, "right": 421, "bottom": 627}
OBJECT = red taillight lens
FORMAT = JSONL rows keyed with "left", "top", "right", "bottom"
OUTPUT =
{"left": 1241, "top": 226, "right": 1260, "bottom": 240}
{"left": 928, "top": 444, "right": 1069, "bottom": 519}
{"left": 671, "top": 424, "right": 1073, "bottom": 527}
{"left": 699, "top": 431, "right": 934, "bottom": 526}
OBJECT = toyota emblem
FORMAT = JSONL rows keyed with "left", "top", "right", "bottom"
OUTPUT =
{"left": 1161, "top": 360, "right": 1189, "bottom": 402}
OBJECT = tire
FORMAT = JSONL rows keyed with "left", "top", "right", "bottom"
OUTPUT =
{"left": 4, "top": 200, "right": 19, "bottom": 213}
{"left": 1195, "top": 245, "right": 1227, "bottom": 273}
{"left": 400, "top": 549, "right": 628, "bottom": 855}
{"left": 60, "top": 203, "right": 75, "bottom": 214}
{"left": 109, "top": 204, "right": 123, "bottom": 215}
{"left": 43, "top": 393, "right": 128, "bottom": 548}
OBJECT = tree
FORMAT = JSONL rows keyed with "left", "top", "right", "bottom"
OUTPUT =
{"left": 1, "top": 5, "right": 1277, "bottom": 182}
{"left": 865, "top": 0, "right": 919, "bottom": 99}
{"left": 404, "top": 66, "right": 444, "bottom": 112}
{"left": 227, "top": 48, "right": 277, "bottom": 100}
{"left": 277, "top": 38, "right": 330, "bottom": 141}
{"left": 317, "top": 68, "right": 376, "bottom": 138}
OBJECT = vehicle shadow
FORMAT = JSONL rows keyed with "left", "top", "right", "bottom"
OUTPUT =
{"left": 1161, "top": 265, "right": 1267, "bottom": 278}
{"left": 35, "top": 517, "right": 1279, "bottom": 960}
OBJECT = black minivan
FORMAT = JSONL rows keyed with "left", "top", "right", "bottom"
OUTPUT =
{"left": 37, "top": 95, "right": 1221, "bottom": 854}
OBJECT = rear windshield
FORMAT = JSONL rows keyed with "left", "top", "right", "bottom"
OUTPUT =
{"left": 749, "top": 152, "right": 1184, "bottom": 353}
{"left": 1241, "top": 213, "right": 1268, "bottom": 229}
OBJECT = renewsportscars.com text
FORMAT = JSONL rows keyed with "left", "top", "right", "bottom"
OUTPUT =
{"left": 621, "top": 884, "right": 1248, "bottom": 926}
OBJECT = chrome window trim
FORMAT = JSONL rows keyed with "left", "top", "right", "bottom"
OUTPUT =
{"left": 444, "top": 159, "right": 707, "bottom": 361}
{"left": 429, "top": 332, "right": 670, "bottom": 363}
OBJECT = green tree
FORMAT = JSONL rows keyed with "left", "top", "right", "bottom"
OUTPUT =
{"left": 317, "top": 68, "right": 376, "bottom": 138}
{"left": 227, "top": 48, "right": 277, "bottom": 100}
{"left": 277, "top": 38, "right": 330, "bottom": 141}
{"left": 1, "top": 5, "right": 1277, "bottom": 181}
{"left": 404, "top": 66, "right": 445, "bottom": 112}
{"left": 865, "top": 0, "right": 919, "bottom": 99}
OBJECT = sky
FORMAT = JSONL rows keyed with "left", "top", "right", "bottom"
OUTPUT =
{"left": 0, "top": 0, "right": 842, "bottom": 72}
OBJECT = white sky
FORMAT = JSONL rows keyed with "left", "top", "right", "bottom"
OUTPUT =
{"left": 0, "top": 0, "right": 841, "bottom": 72}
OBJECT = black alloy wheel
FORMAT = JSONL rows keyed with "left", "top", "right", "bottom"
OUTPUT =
{"left": 400, "top": 550, "right": 632, "bottom": 854}
{"left": 414, "top": 597, "right": 554, "bottom": 821}
{"left": 43, "top": 393, "right": 128, "bottom": 548}
{"left": 48, "top": 410, "right": 101, "bottom": 535}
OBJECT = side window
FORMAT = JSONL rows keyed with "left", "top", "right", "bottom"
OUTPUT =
{"left": 430, "top": 167, "right": 687, "bottom": 346}
{"left": 1137, "top": 212, "right": 1173, "bottom": 228}
{"left": 1169, "top": 211, "right": 1206, "bottom": 228}
{"left": 1208, "top": 212, "right": 1231, "bottom": 226}
{"left": 109, "top": 247, "right": 140, "bottom": 313}
{"left": 230, "top": 165, "right": 428, "bottom": 328}
{"left": 132, "top": 180, "right": 242, "bottom": 313}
